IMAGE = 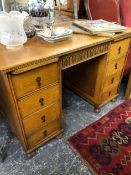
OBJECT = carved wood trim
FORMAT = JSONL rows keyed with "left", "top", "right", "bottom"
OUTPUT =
{"left": 60, "top": 42, "right": 110, "bottom": 70}
{"left": 4, "top": 42, "right": 110, "bottom": 74}
{"left": 7, "top": 57, "right": 58, "bottom": 75}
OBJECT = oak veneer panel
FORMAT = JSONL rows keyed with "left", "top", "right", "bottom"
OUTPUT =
{"left": 27, "top": 119, "right": 61, "bottom": 149}
{"left": 11, "top": 62, "right": 59, "bottom": 98}
{"left": 0, "top": 73, "right": 28, "bottom": 150}
{"left": 18, "top": 85, "right": 60, "bottom": 117}
{"left": 23, "top": 102, "right": 60, "bottom": 136}
{"left": 101, "top": 85, "right": 118, "bottom": 102}
{"left": 64, "top": 58, "right": 99, "bottom": 97}
{"left": 106, "top": 57, "right": 125, "bottom": 76}
{"left": 103, "top": 72, "right": 121, "bottom": 92}
{"left": 64, "top": 54, "right": 107, "bottom": 105}
{"left": 108, "top": 38, "right": 130, "bottom": 60}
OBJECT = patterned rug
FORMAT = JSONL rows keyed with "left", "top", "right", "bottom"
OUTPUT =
{"left": 68, "top": 100, "right": 131, "bottom": 175}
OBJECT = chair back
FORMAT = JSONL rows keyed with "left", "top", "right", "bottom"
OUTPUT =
{"left": 120, "top": 0, "right": 131, "bottom": 27}
{"left": 84, "top": 0, "right": 120, "bottom": 22}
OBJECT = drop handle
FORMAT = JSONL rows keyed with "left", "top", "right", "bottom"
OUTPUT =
{"left": 43, "top": 130, "right": 47, "bottom": 137}
{"left": 39, "top": 98, "right": 44, "bottom": 106}
{"left": 111, "top": 78, "right": 114, "bottom": 84}
{"left": 109, "top": 91, "right": 111, "bottom": 96}
{"left": 118, "top": 46, "right": 121, "bottom": 54}
{"left": 36, "top": 76, "right": 41, "bottom": 87}
{"left": 41, "top": 115, "right": 46, "bottom": 122}
{"left": 115, "top": 63, "right": 118, "bottom": 69}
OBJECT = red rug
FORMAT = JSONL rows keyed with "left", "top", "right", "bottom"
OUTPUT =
{"left": 68, "top": 100, "right": 131, "bottom": 175}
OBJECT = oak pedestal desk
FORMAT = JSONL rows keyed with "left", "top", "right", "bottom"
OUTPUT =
{"left": 0, "top": 28, "right": 131, "bottom": 157}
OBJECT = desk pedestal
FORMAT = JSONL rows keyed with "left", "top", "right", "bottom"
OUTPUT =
{"left": 64, "top": 38, "right": 130, "bottom": 112}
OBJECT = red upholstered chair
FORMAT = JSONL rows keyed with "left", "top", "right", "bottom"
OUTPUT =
{"left": 120, "top": 0, "right": 131, "bottom": 27}
{"left": 84, "top": 0, "right": 120, "bottom": 23}
{"left": 84, "top": 0, "right": 131, "bottom": 76}
{"left": 120, "top": 0, "right": 131, "bottom": 76}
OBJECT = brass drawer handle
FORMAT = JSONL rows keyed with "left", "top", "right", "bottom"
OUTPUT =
{"left": 36, "top": 76, "right": 41, "bottom": 87}
{"left": 118, "top": 46, "right": 121, "bottom": 54}
{"left": 43, "top": 130, "right": 47, "bottom": 137}
{"left": 115, "top": 63, "right": 118, "bottom": 69}
{"left": 111, "top": 78, "right": 114, "bottom": 84}
{"left": 39, "top": 98, "right": 44, "bottom": 106}
{"left": 109, "top": 91, "right": 111, "bottom": 96}
{"left": 41, "top": 115, "right": 46, "bottom": 122}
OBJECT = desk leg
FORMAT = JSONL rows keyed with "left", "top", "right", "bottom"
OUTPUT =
{"left": 94, "top": 107, "right": 101, "bottom": 113}
{"left": 125, "top": 71, "right": 131, "bottom": 99}
{"left": 27, "top": 151, "right": 36, "bottom": 159}
{"left": 56, "top": 133, "right": 63, "bottom": 139}
{"left": 111, "top": 98, "right": 117, "bottom": 102}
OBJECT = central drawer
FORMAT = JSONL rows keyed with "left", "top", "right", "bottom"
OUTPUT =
{"left": 23, "top": 102, "right": 60, "bottom": 136}
{"left": 27, "top": 119, "right": 61, "bottom": 148}
{"left": 18, "top": 85, "right": 60, "bottom": 117}
{"left": 11, "top": 62, "right": 59, "bottom": 98}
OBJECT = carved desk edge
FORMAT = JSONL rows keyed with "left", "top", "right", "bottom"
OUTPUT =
{"left": 60, "top": 42, "right": 109, "bottom": 70}
{"left": 9, "top": 57, "right": 59, "bottom": 75}
{"left": 1, "top": 31, "right": 131, "bottom": 74}
{"left": 113, "top": 32, "right": 131, "bottom": 42}
{"left": 1, "top": 41, "right": 110, "bottom": 74}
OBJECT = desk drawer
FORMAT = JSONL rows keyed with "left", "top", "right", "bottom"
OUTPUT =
{"left": 103, "top": 72, "right": 121, "bottom": 92}
{"left": 18, "top": 85, "right": 60, "bottom": 117}
{"left": 101, "top": 85, "right": 118, "bottom": 102}
{"left": 27, "top": 119, "right": 61, "bottom": 148}
{"left": 11, "top": 63, "right": 59, "bottom": 98}
{"left": 106, "top": 57, "right": 125, "bottom": 76}
{"left": 23, "top": 103, "right": 60, "bottom": 135}
{"left": 108, "top": 39, "right": 130, "bottom": 61}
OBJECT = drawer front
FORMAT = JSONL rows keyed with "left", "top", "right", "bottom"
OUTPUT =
{"left": 23, "top": 102, "right": 60, "bottom": 135}
{"left": 103, "top": 72, "right": 121, "bottom": 92}
{"left": 106, "top": 57, "right": 125, "bottom": 76}
{"left": 27, "top": 119, "right": 61, "bottom": 148}
{"left": 101, "top": 86, "right": 118, "bottom": 102}
{"left": 11, "top": 63, "right": 59, "bottom": 98}
{"left": 108, "top": 38, "right": 130, "bottom": 61}
{"left": 18, "top": 85, "right": 60, "bottom": 117}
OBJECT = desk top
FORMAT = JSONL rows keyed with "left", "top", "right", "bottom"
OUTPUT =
{"left": 0, "top": 25, "right": 131, "bottom": 73}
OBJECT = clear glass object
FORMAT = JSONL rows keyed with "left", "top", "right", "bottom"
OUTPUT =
{"left": 0, "top": 11, "right": 27, "bottom": 49}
